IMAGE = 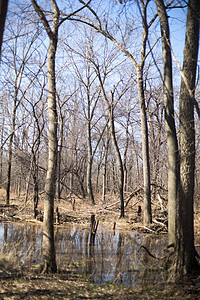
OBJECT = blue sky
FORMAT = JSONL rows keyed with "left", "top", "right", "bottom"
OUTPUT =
{"left": 168, "top": 4, "right": 188, "bottom": 64}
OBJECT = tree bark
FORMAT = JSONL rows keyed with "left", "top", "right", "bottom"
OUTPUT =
{"left": 86, "top": 83, "right": 95, "bottom": 204}
{"left": 57, "top": 102, "right": 64, "bottom": 202}
{"left": 174, "top": 0, "right": 200, "bottom": 278}
{"left": 123, "top": 110, "right": 130, "bottom": 193}
{"left": 155, "top": 0, "right": 179, "bottom": 246}
{"left": 137, "top": 0, "right": 152, "bottom": 225}
{"left": 6, "top": 88, "right": 18, "bottom": 204}
{"left": 0, "top": 111, "right": 4, "bottom": 188}
{"left": 102, "top": 132, "right": 110, "bottom": 202}
{"left": 31, "top": 0, "right": 60, "bottom": 273}
{"left": 42, "top": 36, "right": 58, "bottom": 273}
{"left": 137, "top": 67, "right": 152, "bottom": 225}
{"left": 110, "top": 91, "right": 124, "bottom": 218}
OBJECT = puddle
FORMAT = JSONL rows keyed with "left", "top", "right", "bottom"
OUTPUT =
{"left": 0, "top": 222, "right": 167, "bottom": 285}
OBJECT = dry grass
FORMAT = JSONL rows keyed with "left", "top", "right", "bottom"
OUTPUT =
{"left": 0, "top": 252, "right": 200, "bottom": 299}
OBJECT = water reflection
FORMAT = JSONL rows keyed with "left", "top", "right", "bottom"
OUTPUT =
{"left": 0, "top": 222, "right": 167, "bottom": 285}
{"left": 0, "top": 222, "right": 43, "bottom": 265}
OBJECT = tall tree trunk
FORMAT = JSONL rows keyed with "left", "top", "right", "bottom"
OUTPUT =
{"left": 43, "top": 36, "right": 58, "bottom": 273}
{"left": 86, "top": 87, "right": 95, "bottom": 204}
{"left": 57, "top": 107, "right": 64, "bottom": 202}
{"left": 96, "top": 69, "right": 124, "bottom": 217}
{"left": 102, "top": 134, "right": 109, "bottom": 202}
{"left": 31, "top": 0, "right": 60, "bottom": 273}
{"left": 0, "top": 110, "right": 5, "bottom": 188}
{"left": 0, "top": 0, "right": 9, "bottom": 56}
{"left": 110, "top": 92, "right": 124, "bottom": 218}
{"left": 33, "top": 156, "right": 39, "bottom": 218}
{"left": 6, "top": 134, "right": 13, "bottom": 204}
{"left": 174, "top": 0, "right": 200, "bottom": 278}
{"left": 137, "top": 67, "right": 152, "bottom": 225}
{"left": 77, "top": 0, "right": 152, "bottom": 224}
{"left": 6, "top": 90, "right": 17, "bottom": 204}
{"left": 123, "top": 111, "right": 130, "bottom": 193}
{"left": 155, "top": 0, "right": 179, "bottom": 246}
{"left": 137, "top": 1, "right": 152, "bottom": 225}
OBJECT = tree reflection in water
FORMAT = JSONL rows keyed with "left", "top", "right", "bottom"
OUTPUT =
{"left": 113, "top": 233, "right": 124, "bottom": 284}
{"left": 0, "top": 222, "right": 167, "bottom": 286}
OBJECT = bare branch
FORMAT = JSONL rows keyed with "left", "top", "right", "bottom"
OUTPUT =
{"left": 30, "top": 0, "right": 54, "bottom": 39}
{"left": 59, "top": 0, "right": 92, "bottom": 26}
{"left": 69, "top": 15, "right": 138, "bottom": 69}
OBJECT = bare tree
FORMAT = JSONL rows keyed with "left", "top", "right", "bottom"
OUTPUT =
{"left": 102, "top": 127, "right": 110, "bottom": 201}
{"left": 31, "top": 0, "right": 91, "bottom": 273}
{"left": 31, "top": 0, "right": 60, "bottom": 273}
{"left": 156, "top": 0, "right": 200, "bottom": 278}
{"left": 69, "top": 0, "right": 155, "bottom": 224}
{"left": 3, "top": 22, "right": 42, "bottom": 204}
{"left": 94, "top": 66, "right": 131, "bottom": 218}
{"left": 64, "top": 32, "right": 112, "bottom": 203}
{"left": 23, "top": 85, "right": 46, "bottom": 216}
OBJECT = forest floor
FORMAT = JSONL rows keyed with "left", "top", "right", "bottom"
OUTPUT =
{"left": 0, "top": 255, "right": 200, "bottom": 300}
{"left": 0, "top": 188, "right": 200, "bottom": 299}
{"left": 0, "top": 188, "right": 170, "bottom": 233}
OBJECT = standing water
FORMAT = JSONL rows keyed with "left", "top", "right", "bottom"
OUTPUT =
{"left": 0, "top": 222, "right": 167, "bottom": 286}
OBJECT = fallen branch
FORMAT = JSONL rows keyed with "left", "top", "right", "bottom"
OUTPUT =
{"left": 125, "top": 188, "right": 142, "bottom": 208}
{"left": 153, "top": 218, "right": 167, "bottom": 229}
{"left": 103, "top": 200, "right": 120, "bottom": 209}
{"left": 141, "top": 225, "right": 156, "bottom": 234}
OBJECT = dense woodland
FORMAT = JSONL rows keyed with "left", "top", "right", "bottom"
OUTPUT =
{"left": 0, "top": 0, "right": 200, "bottom": 282}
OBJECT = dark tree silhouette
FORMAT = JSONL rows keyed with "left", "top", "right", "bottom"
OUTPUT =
{"left": 0, "top": 0, "right": 9, "bottom": 56}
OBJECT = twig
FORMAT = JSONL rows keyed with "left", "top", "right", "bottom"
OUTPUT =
{"left": 153, "top": 218, "right": 167, "bottom": 229}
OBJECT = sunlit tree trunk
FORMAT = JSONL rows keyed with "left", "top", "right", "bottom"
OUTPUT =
{"left": 136, "top": 0, "right": 152, "bottom": 225}
{"left": 42, "top": 36, "right": 58, "bottom": 273}
{"left": 155, "top": 0, "right": 179, "bottom": 246}
{"left": 43, "top": 24, "right": 58, "bottom": 275}
{"left": 137, "top": 67, "right": 152, "bottom": 225}
{"left": 31, "top": 0, "right": 60, "bottom": 273}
